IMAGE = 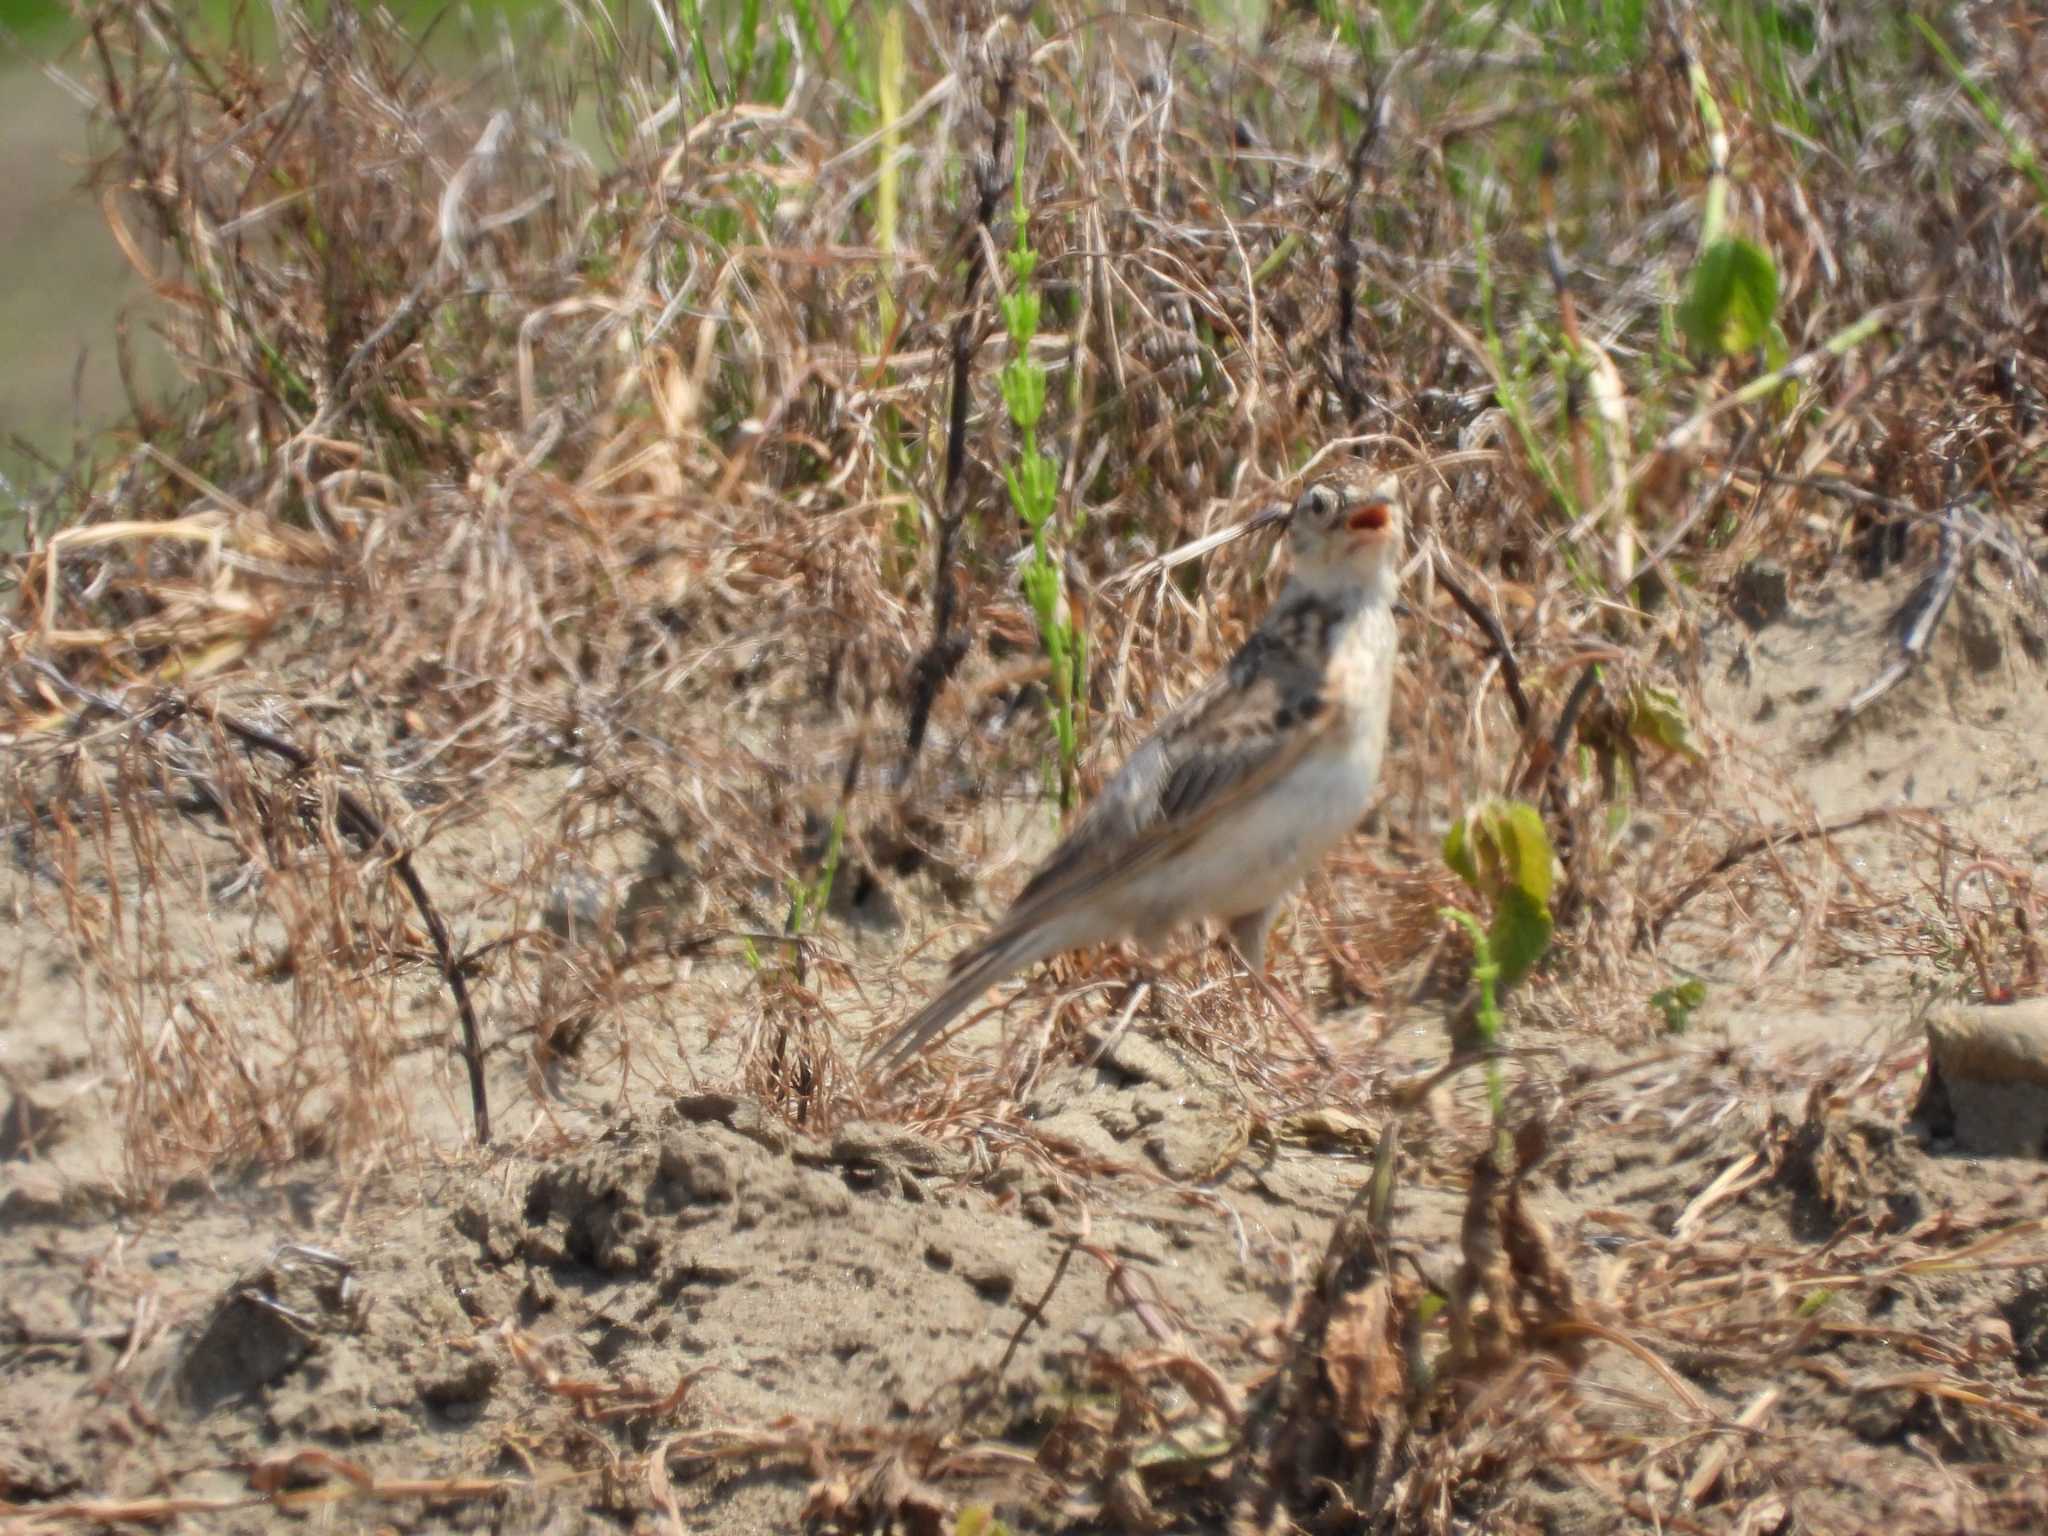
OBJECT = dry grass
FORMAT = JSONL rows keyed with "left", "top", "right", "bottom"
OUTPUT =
{"left": 4, "top": 0, "right": 2048, "bottom": 1530}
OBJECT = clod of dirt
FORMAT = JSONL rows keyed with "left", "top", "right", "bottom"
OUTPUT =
{"left": 1773, "top": 1094, "right": 1924, "bottom": 1237}
{"left": 811, "top": 1121, "right": 968, "bottom": 1196}
{"left": 166, "top": 1247, "right": 362, "bottom": 1417}
{"left": 1731, "top": 559, "right": 1791, "bottom": 630}
{"left": 672, "top": 1090, "right": 801, "bottom": 1154}
{"left": 417, "top": 1351, "right": 501, "bottom": 1411}
{"left": 921, "top": 1239, "right": 1018, "bottom": 1301}
{"left": 0, "top": 1405, "right": 86, "bottom": 1500}
{"left": 1091, "top": 1030, "right": 1196, "bottom": 1090}
{"left": 616, "top": 838, "right": 698, "bottom": 946}
{"left": 1955, "top": 590, "right": 2008, "bottom": 674}
{"left": 2002, "top": 1282, "right": 2048, "bottom": 1374}
{"left": 517, "top": 1121, "right": 745, "bottom": 1274}
{"left": 1077, "top": 1029, "right": 1250, "bottom": 1180}
{"left": 1917, "top": 1000, "right": 2048, "bottom": 1158}
{"left": 1143, "top": 1113, "right": 1248, "bottom": 1183}
{"left": 0, "top": 1091, "right": 68, "bottom": 1160}
{"left": 171, "top": 1290, "right": 315, "bottom": 1415}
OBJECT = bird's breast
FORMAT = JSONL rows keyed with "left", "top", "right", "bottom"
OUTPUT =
{"left": 1320, "top": 604, "right": 1398, "bottom": 726}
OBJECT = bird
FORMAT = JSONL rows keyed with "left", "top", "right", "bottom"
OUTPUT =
{"left": 868, "top": 470, "right": 1406, "bottom": 1077}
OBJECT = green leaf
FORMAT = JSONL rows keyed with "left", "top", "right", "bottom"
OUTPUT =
{"left": 1000, "top": 284, "right": 1039, "bottom": 343}
{"left": 1764, "top": 321, "right": 1800, "bottom": 413}
{"left": 1442, "top": 799, "right": 1556, "bottom": 990}
{"left": 1762, "top": 320, "right": 1790, "bottom": 374}
{"left": 1442, "top": 799, "right": 1554, "bottom": 909}
{"left": 1011, "top": 107, "right": 1031, "bottom": 227}
{"left": 1491, "top": 888, "right": 1553, "bottom": 992}
{"left": 1649, "top": 977, "right": 1706, "bottom": 1033}
{"left": 998, "top": 356, "right": 1046, "bottom": 432}
{"left": 1006, "top": 241, "right": 1038, "bottom": 287}
{"left": 1004, "top": 448, "right": 1056, "bottom": 527}
{"left": 1441, "top": 818, "right": 1479, "bottom": 892}
{"left": 732, "top": 0, "right": 760, "bottom": 97}
{"left": 1678, "top": 236, "right": 1779, "bottom": 357}
{"left": 1627, "top": 685, "right": 1705, "bottom": 763}
{"left": 1040, "top": 607, "right": 1068, "bottom": 668}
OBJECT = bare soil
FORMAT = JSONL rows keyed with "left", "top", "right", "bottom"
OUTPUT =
{"left": 5, "top": 553, "right": 2047, "bottom": 1535}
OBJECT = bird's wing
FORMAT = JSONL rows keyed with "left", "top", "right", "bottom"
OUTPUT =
{"left": 979, "top": 626, "right": 1338, "bottom": 948}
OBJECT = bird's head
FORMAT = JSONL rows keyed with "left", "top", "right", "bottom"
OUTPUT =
{"left": 1284, "top": 472, "right": 1404, "bottom": 597}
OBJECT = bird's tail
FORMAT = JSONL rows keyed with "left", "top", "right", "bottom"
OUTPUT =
{"left": 867, "top": 922, "right": 1058, "bottom": 1078}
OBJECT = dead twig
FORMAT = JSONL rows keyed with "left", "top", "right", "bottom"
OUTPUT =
{"left": 902, "top": 50, "right": 1018, "bottom": 767}
{"left": 1833, "top": 500, "right": 1968, "bottom": 726}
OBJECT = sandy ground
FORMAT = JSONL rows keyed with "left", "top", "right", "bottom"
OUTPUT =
{"left": 4, "top": 555, "right": 2048, "bottom": 1531}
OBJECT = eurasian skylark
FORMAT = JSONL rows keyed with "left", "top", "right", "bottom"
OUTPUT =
{"left": 870, "top": 472, "right": 1405, "bottom": 1075}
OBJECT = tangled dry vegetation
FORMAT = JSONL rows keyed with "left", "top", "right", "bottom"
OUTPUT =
{"left": 4, "top": 1, "right": 2048, "bottom": 1531}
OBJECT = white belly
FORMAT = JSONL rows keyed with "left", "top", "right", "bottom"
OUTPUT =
{"left": 1118, "top": 724, "right": 1384, "bottom": 944}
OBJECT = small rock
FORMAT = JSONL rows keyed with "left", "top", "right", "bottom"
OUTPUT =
{"left": 168, "top": 1258, "right": 351, "bottom": 1416}
{"left": 1095, "top": 1031, "right": 1196, "bottom": 1091}
{"left": 0, "top": 1170, "right": 120, "bottom": 1225}
{"left": 520, "top": 1269, "right": 563, "bottom": 1317}
{"left": 1966, "top": 1313, "right": 2015, "bottom": 1363}
{"left": 959, "top": 1253, "right": 1015, "bottom": 1301}
{"left": 617, "top": 841, "right": 695, "bottom": 945}
{"left": 1920, "top": 1000, "right": 2048, "bottom": 1157}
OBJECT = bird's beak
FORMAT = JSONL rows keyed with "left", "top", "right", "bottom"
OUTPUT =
{"left": 1347, "top": 498, "right": 1392, "bottom": 534}
{"left": 1245, "top": 499, "right": 1292, "bottom": 533}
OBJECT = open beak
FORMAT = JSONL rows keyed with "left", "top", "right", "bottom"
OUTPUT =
{"left": 1347, "top": 498, "right": 1392, "bottom": 535}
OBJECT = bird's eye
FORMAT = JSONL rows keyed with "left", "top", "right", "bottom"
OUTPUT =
{"left": 1293, "top": 484, "right": 1338, "bottom": 526}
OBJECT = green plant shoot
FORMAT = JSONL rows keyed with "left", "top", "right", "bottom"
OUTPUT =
{"left": 997, "top": 108, "right": 1085, "bottom": 809}
{"left": 1650, "top": 977, "right": 1706, "bottom": 1033}
{"left": 1442, "top": 798, "right": 1556, "bottom": 1155}
{"left": 783, "top": 809, "right": 844, "bottom": 944}
{"left": 1440, "top": 905, "right": 1508, "bottom": 1136}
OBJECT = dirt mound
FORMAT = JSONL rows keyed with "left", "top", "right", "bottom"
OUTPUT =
{"left": 6, "top": 1014, "right": 2047, "bottom": 1531}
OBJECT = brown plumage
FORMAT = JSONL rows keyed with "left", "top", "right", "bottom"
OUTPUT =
{"left": 869, "top": 472, "right": 1405, "bottom": 1076}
